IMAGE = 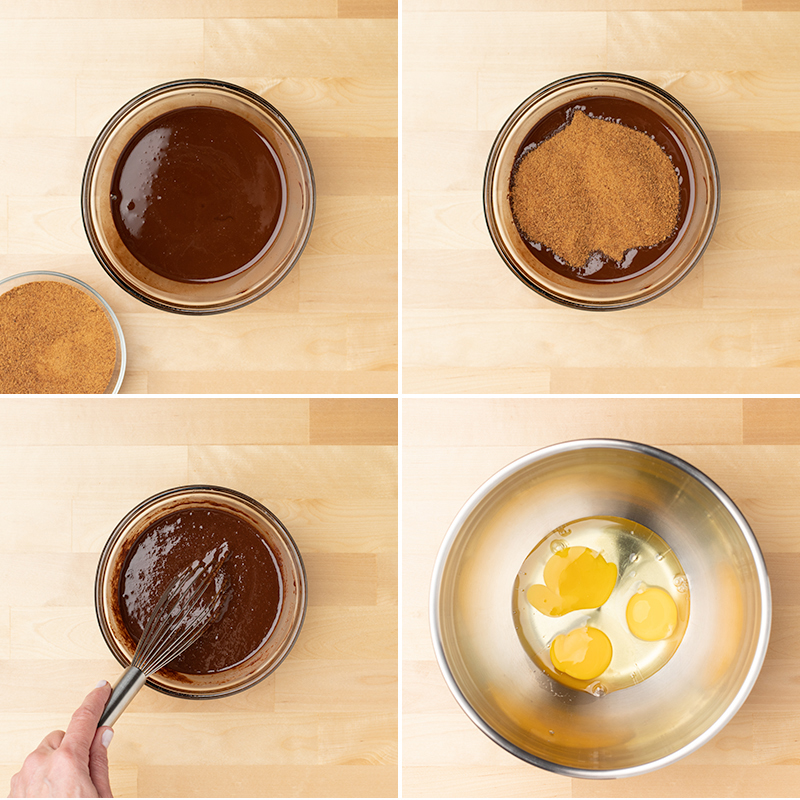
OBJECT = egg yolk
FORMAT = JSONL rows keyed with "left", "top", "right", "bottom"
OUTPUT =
{"left": 526, "top": 546, "right": 617, "bottom": 616}
{"left": 550, "top": 626, "right": 613, "bottom": 680}
{"left": 626, "top": 586, "right": 678, "bottom": 641}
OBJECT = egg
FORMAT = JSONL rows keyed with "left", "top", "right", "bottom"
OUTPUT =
{"left": 550, "top": 625, "right": 613, "bottom": 680}
{"left": 626, "top": 585, "right": 678, "bottom": 641}
{"left": 526, "top": 546, "right": 617, "bottom": 616}
{"left": 513, "top": 516, "right": 691, "bottom": 695}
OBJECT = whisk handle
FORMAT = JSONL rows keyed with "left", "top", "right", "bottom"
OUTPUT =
{"left": 98, "top": 667, "right": 147, "bottom": 728}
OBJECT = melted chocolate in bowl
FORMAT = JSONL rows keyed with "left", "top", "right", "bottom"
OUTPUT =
{"left": 119, "top": 507, "right": 283, "bottom": 675}
{"left": 110, "top": 106, "right": 286, "bottom": 284}
{"left": 511, "top": 96, "right": 693, "bottom": 284}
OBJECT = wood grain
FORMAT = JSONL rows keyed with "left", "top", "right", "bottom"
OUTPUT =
{"left": 403, "top": 5, "right": 800, "bottom": 394}
{"left": 0, "top": 1, "right": 341, "bottom": 18}
{"left": 0, "top": 397, "right": 397, "bottom": 798}
{"left": 0, "top": 5, "right": 397, "bottom": 394}
{"left": 403, "top": 397, "right": 800, "bottom": 798}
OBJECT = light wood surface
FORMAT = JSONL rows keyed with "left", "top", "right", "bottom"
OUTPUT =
{"left": 403, "top": 397, "right": 800, "bottom": 797}
{"left": 0, "top": 397, "right": 397, "bottom": 798}
{"left": 403, "top": 2, "right": 800, "bottom": 394}
{"left": 0, "top": 3, "right": 398, "bottom": 394}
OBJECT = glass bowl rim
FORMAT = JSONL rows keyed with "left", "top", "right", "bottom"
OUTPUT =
{"left": 430, "top": 438, "right": 771, "bottom": 778}
{"left": 94, "top": 483, "right": 308, "bottom": 699}
{"left": 0, "top": 269, "right": 126, "bottom": 394}
{"left": 483, "top": 71, "right": 721, "bottom": 311}
{"left": 80, "top": 77, "right": 316, "bottom": 316}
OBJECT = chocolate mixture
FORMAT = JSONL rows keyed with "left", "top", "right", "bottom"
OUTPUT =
{"left": 110, "top": 106, "right": 286, "bottom": 284}
{"left": 119, "top": 507, "right": 282, "bottom": 674}
{"left": 509, "top": 96, "right": 692, "bottom": 283}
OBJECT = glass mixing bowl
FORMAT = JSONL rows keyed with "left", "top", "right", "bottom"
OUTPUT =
{"left": 82, "top": 79, "right": 315, "bottom": 315}
{"left": 484, "top": 73, "right": 720, "bottom": 310}
{"left": 0, "top": 270, "right": 126, "bottom": 394}
{"left": 95, "top": 485, "right": 307, "bottom": 699}
{"left": 431, "top": 439, "right": 770, "bottom": 778}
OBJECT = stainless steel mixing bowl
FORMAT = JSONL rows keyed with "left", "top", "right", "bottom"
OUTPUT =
{"left": 430, "top": 439, "right": 770, "bottom": 778}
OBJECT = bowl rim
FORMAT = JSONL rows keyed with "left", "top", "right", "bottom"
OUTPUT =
{"left": 80, "top": 77, "right": 316, "bottom": 315}
{"left": 430, "top": 438, "right": 771, "bottom": 779}
{"left": 94, "top": 483, "right": 308, "bottom": 699}
{"left": 0, "top": 269, "right": 126, "bottom": 394}
{"left": 483, "top": 72, "right": 721, "bottom": 311}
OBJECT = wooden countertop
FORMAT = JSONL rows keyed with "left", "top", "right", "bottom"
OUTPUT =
{"left": 0, "top": 397, "right": 398, "bottom": 798}
{"left": 403, "top": 2, "right": 800, "bottom": 394}
{"left": 0, "top": 2, "right": 398, "bottom": 394}
{"left": 403, "top": 397, "right": 800, "bottom": 797}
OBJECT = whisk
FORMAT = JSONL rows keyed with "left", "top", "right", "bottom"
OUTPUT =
{"left": 98, "top": 549, "right": 229, "bottom": 727}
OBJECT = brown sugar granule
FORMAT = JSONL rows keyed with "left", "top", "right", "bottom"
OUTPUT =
{"left": 509, "top": 110, "right": 680, "bottom": 270}
{"left": 0, "top": 281, "right": 117, "bottom": 394}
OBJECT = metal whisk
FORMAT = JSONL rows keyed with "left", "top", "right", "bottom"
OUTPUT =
{"left": 98, "top": 549, "right": 229, "bottom": 727}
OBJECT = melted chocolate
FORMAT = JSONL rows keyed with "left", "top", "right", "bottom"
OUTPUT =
{"left": 119, "top": 507, "right": 282, "bottom": 674}
{"left": 511, "top": 96, "right": 693, "bottom": 284}
{"left": 110, "top": 106, "right": 286, "bottom": 284}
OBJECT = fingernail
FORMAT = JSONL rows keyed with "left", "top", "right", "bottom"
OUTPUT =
{"left": 95, "top": 680, "right": 108, "bottom": 688}
{"left": 101, "top": 729, "right": 114, "bottom": 748}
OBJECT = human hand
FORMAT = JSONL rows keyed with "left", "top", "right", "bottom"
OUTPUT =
{"left": 9, "top": 681, "right": 114, "bottom": 798}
